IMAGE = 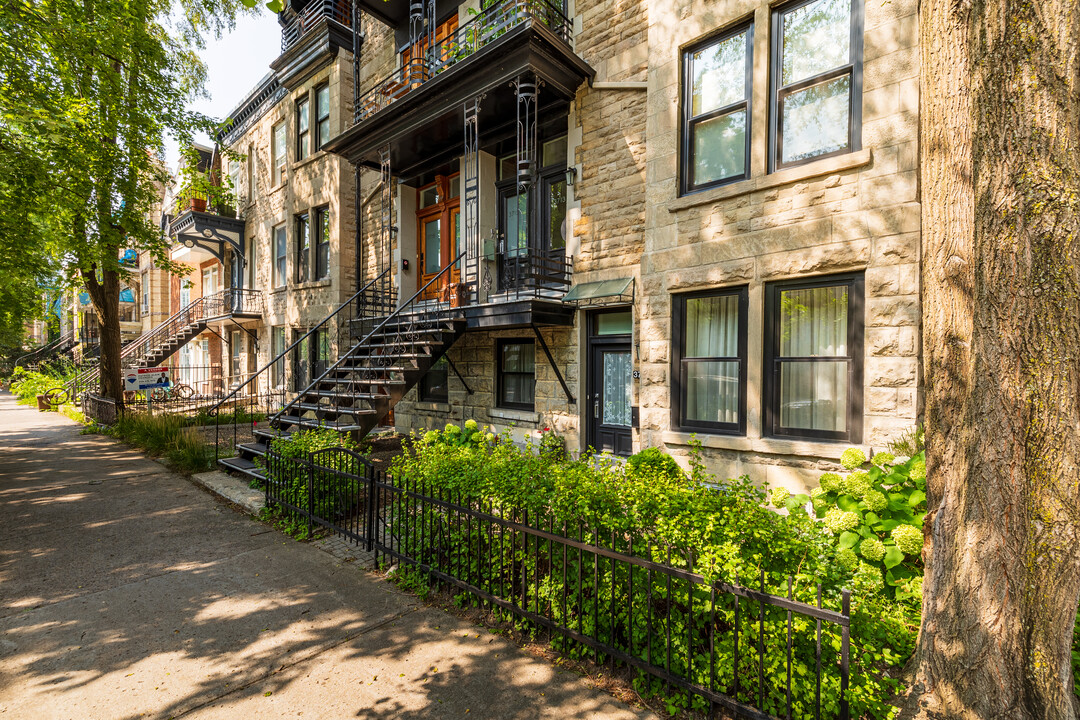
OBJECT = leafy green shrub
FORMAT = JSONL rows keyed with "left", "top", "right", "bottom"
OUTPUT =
{"left": 260, "top": 428, "right": 360, "bottom": 539}
{"left": 391, "top": 425, "right": 905, "bottom": 719}
{"left": 804, "top": 450, "right": 926, "bottom": 602}
{"left": 8, "top": 366, "right": 71, "bottom": 405}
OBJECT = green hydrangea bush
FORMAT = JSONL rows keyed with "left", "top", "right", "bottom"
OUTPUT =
{"left": 806, "top": 449, "right": 927, "bottom": 602}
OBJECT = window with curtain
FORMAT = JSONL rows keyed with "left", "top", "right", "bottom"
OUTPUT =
{"left": 771, "top": 0, "right": 862, "bottom": 168}
{"left": 765, "top": 274, "right": 863, "bottom": 441}
{"left": 674, "top": 288, "right": 747, "bottom": 433}
{"left": 682, "top": 24, "right": 753, "bottom": 193}
{"left": 272, "top": 121, "right": 286, "bottom": 185}
{"left": 497, "top": 340, "right": 535, "bottom": 410}
{"left": 273, "top": 224, "right": 287, "bottom": 288}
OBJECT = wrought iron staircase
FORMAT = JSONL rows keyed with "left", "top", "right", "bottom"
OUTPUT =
{"left": 67, "top": 288, "right": 262, "bottom": 395}
{"left": 215, "top": 256, "right": 467, "bottom": 483}
{"left": 15, "top": 330, "right": 77, "bottom": 369}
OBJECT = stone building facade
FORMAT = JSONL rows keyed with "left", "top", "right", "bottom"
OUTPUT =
{"left": 330, "top": 0, "right": 920, "bottom": 493}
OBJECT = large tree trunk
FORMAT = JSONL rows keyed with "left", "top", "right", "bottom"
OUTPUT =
{"left": 83, "top": 265, "right": 124, "bottom": 411}
{"left": 904, "top": 0, "right": 1080, "bottom": 715}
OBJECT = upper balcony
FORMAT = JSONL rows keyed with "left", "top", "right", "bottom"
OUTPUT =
{"left": 328, "top": 0, "right": 593, "bottom": 177}
{"left": 273, "top": 0, "right": 354, "bottom": 88}
{"left": 167, "top": 198, "right": 246, "bottom": 268}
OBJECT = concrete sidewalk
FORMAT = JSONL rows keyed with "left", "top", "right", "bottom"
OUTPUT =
{"left": 0, "top": 393, "right": 654, "bottom": 720}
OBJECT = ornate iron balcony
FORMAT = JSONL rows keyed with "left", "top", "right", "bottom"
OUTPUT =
{"left": 354, "top": 0, "right": 572, "bottom": 124}
{"left": 281, "top": 0, "right": 352, "bottom": 53}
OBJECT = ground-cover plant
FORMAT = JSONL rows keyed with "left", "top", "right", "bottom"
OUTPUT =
{"left": 8, "top": 366, "right": 72, "bottom": 405}
{"left": 101, "top": 412, "right": 214, "bottom": 474}
{"left": 259, "top": 428, "right": 361, "bottom": 540}
{"left": 390, "top": 424, "right": 908, "bottom": 719}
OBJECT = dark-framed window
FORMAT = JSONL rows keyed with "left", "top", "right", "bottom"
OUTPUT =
{"left": 770, "top": 0, "right": 863, "bottom": 170}
{"left": 292, "top": 327, "right": 309, "bottom": 391}
{"left": 272, "top": 223, "right": 287, "bottom": 288}
{"left": 496, "top": 339, "right": 535, "bottom": 410}
{"left": 272, "top": 121, "right": 286, "bottom": 186}
{"left": 672, "top": 288, "right": 748, "bottom": 434}
{"left": 296, "top": 97, "right": 310, "bottom": 161}
{"left": 681, "top": 23, "right": 753, "bottom": 194}
{"left": 315, "top": 206, "right": 330, "bottom": 279}
{"left": 495, "top": 135, "right": 567, "bottom": 290}
{"left": 764, "top": 273, "right": 864, "bottom": 442}
{"left": 271, "top": 326, "right": 285, "bottom": 388}
{"left": 315, "top": 84, "right": 330, "bottom": 150}
{"left": 312, "top": 327, "right": 329, "bottom": 380}
{"left": 296, "top": 212, "right": 310, "bottom": 283}
{"left": 420, "top": 356, "right": 449, "bottom": 402}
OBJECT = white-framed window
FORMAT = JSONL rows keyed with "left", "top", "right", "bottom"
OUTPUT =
{"left": 272, "top": 121, "right": 286, "bottom": 186}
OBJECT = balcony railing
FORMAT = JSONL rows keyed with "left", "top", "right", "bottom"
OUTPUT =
{"left": 354, "top": 0, "right": 571, "bottom": 124}
{"left": 494, "top": 247, "right": 573, "bottom": 300}
{"left": 281, "top": 0, "right": 352, "bottom": 53}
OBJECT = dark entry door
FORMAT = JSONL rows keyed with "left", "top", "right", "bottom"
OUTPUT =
{"left": 587, "top": 339, "right": 633, "bottom": 456}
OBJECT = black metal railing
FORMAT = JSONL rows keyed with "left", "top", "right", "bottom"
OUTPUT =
{"left": 208, "top": 269, "right": 396, "bottom": 461}
{"left": 15, "top": 330, "right": 76, "bottom": 368}
{"left": 269, "top": 252, "right": 466, "bottom": 429}
{"left": 69, "top": 288, "right": 264, "bottom": 395}
{"left": 281, "top": 0, "right": 352, "bottom": 52}
{"left": 354, "top": 0, "right": 572, "bottom": 123}
{"left": 260, "top": 446, "right": 852, "bottom": 720}
{"left": 495, "top": 246, "right": 573, "bottom": 299}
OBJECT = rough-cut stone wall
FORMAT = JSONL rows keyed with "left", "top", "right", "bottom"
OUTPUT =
{"left": 395, "top": 325, "right": 579, "bottom": 444}
{"left": 224, "top": 50, "right": 358, "bottom": 378}
{"left": 639, "top": 0, "right": 920, "bottom": 492}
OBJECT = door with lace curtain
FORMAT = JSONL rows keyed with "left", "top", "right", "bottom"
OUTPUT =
{"left": 586, "top": 310, "right": 633, "bottom": 456}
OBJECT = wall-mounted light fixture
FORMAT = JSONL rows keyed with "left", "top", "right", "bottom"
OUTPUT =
{"left": 566, "top": 166, "right": 577, "bottom": 187}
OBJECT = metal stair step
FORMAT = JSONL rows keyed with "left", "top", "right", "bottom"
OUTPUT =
{"left": 236, "top": 441, "right": 269, "bottom": 458}
{"left": 275, "top": 415, "right": 368, "bottom": 432}
{"left": 218, "top": 456, "right": 267, "bottom": 480}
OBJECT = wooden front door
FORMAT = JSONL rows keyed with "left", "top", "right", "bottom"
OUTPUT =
{"left": 417, "top": 174, "right": 460, "bottom": 300}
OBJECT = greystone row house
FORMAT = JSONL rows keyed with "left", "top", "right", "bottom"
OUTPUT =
{"left": 142, "top": 0, "right": 918, "bottom": 495}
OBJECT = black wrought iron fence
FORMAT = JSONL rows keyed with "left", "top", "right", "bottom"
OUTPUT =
{"left": 260, "top": 446, "right": 852, "bottom": 720}
{"left": 354, "top": 0, "right": 573, "bottom": 123}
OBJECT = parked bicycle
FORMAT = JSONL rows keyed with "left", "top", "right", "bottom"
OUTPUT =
{"left": 149, "top": 383, "right": 195, "bottom": 402}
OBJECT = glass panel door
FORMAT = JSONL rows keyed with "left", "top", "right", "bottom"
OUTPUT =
{"left": 602, "top": 350, "right": 632, "bottom": 427}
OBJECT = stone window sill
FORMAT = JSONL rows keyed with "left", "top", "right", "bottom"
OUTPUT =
{"left": 293, "top": 150, "right": 330, "bottom": 172}
{"left": 269, "top": 286, "right": 287, "bottom": 295}
{"left": 661, "top": 430, "right": 867, "bottom": 461}
{"left": 488, "top": 407, "right": 541, "bottom": 424}
{"left": 667, "top": 149, "right": 873, "bottom": 213}
{"left": 268, "top": 181, "right": 286, "bottom": 195}
{"left": 413, "top": 401, "right": 450, "bottom": 413}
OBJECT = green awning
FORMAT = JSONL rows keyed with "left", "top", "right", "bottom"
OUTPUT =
{"left": 562, "top": 277, "right": 634, "bottom": 305}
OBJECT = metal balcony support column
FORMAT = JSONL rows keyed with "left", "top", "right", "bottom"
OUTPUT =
{"left": 510, "top": 73, "right": 541, "bottom": 297}
{"left": 378, "top": 145, "right": 393, "bottom": 288}
{"left": 463, "top": 95, "right": 484, "bottom": 294}
{"left": 409, "top": 2, "right": 425, "bottom": 51}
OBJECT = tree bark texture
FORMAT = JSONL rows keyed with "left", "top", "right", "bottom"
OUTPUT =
{"left": 907, "top": 0, "right": 1080, "bottom": 715}
{"left": 82, "top": 265, "right": 124, "bottom": 411}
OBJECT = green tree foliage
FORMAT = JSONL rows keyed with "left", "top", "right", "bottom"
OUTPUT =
{"left": 0, "top": 0, "right": 260, "bottom": 399}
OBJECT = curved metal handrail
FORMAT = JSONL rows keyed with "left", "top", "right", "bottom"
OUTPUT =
{"left": 205, "top": 268, "right": 393, "bottom": 417}
{"left": 15, "top": 331, "right": 74, "bottom": 368}
{"left": 271, "top": 252, "right": 466, "bottom": 425}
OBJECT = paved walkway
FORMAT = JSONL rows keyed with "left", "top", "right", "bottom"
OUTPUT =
{"left": 0, "top": 393, "right": 653, "bottom": 720}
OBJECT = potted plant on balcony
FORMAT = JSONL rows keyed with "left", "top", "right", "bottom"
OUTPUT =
{"left": 175, "top": 145, "right": 240, "bottom": 216}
